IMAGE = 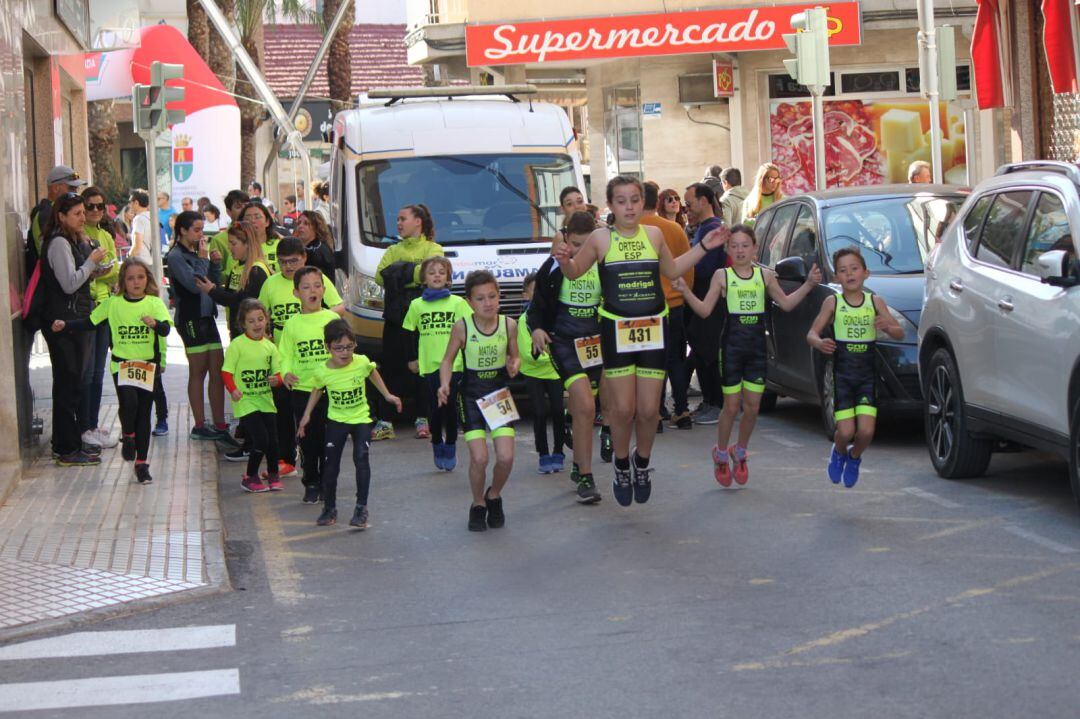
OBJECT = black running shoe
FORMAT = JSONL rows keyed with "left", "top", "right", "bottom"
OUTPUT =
{"left": 563, "top": 411, "right": 574, "bottom": 450}
{"left": 82, "top": 442, "right": 102, "bottom": 457}
{"left": 485, "top": 491, "right": 505, "bottom": 529}
{"left": 468, "top": 504, "right": 488, "bottom": 532}
{"left": 600, "top": 427, "right": 613, "bottom": 463}
{"left": 302, "top": 486, "right": 321, "bottom": 504}
{"left": 632, "top": 463, "right": 652, "bottom": 504}
{"left": 656, "top": 420, "right": 664, "bottom": 434}
{"left": 224, "top": 448, "right": 249, "bottom": 462}
{"left": 570, "top": 462, "right": 581, "bottom": 485}
{"left": 316, "top": 507, "right": 337, "bottom": 526}
{"left": 55, "top": 450, "right": 101, "bottom": 467}
{"left": 612, "top": 467, "right": 633, "bottom": 506}
{"left": 349, "top": 504, "right": 369, "bottom": 529}
{"left": 121, "top": 436, "right": 136, "bottom": 461}
{"left": 134, "top": 463, "right": 153, "bottom": 484}
{"left": 576, "top": 474, "right": 601, "bottom": 504}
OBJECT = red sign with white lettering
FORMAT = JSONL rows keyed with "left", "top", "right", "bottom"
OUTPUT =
{"left": 466, "top": 3, "right": 862, "bottom": 67}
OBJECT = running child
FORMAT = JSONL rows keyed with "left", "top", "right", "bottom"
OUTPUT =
{"left": 437, "top": 270, "right": 521, "bottom": 532}
{"left": 553, "top": 176, "right": 727, "bottom": 506}
{"left": 259, "top": 237, "right": 346, "bottom": 480}
{"left": 674, "top": 224, "right": 821, "bottom": 486}
{"left": 222, "top": 299, "right": 284, "bottom": 493}
{"left": 279, "top": 266, "right": 343, "bottom": 504}
{"left": 298, "top": 320, "right": 402, "bottom": 528}
{"left": 519, "top": 272, "right": 565, "bottom": 474}
{"left": 807, "top": 247, "right": 903, "bottom": 488}
{"left": 402, "top": 256, "right": 471, "bottom": 471}
{"left": 528, "top": 210, "right": 604, "bottom": 502}
{"left": 51, "top": 259, "right": 171, "bottom": 484}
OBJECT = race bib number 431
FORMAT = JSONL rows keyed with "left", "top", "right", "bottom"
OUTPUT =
{"left": 615, "top": 316, "right": 663, "bottom": 353}
{"left": 476, "top": 387, "right": 520, "bottom": 430}
{"left": 117, "top": 360, "right": 156, "bottom": 392}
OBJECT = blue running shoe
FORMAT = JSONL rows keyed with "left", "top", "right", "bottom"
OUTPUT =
{"left": 550, "top": 453, "right": 565, "bottom": 473}
{"left": 444, "top": 443, "right": 457, "bottom": 471}
{"left": 538, "top": 454, "right": 553, "bottom": 474}
{"left": 433, "top": 443, "right": 446, "bottom": 471}
{"left": 842, "top": 454, "right": 861, "bottom": 488}
{"left": 152, "top": 420, "right": 169, "bottom": 437}
{"left": 613, "top": 466, "right": 633, "bottom": 507}
{"left": 827, "top": 445, "right": 846, "bottom": 484}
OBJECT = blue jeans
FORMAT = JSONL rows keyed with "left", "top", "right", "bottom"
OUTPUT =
{"left": 79, "top": 323, "right": 110, "bottom": 433}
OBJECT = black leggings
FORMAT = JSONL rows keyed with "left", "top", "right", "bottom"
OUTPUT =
{"left": 380, "top": 322, "right": 428, "bottom": 420}
{"left": 323, "top": 421, "right": 372, "bottom": 509}
{"left": 274, "top": 385, "right": 297, "bottom": 465}
{"left": 113, "top": 375, "right": 153, "bottom": 462}
{"left": 424, "top": 371, "right": 460, "bottom": 445}
{"left": 153, "top": 373, "right": 167, "bottom": 423}
{"left": 291, "top": 390, "right": 327, "bottom": 489}
{"left": 525, "top": 375, "right": 565, "bottom": 456}
{"left": 240, "top": 411, "right": 279, "bottom": 478}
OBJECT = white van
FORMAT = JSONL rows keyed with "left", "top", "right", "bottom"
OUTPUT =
{"left": 326, "top": 85, "right": 586, "bottom": 358}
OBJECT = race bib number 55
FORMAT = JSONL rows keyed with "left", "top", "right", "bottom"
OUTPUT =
{"left": 477, "top": 387, "right": 520, "bottom": 430}
{"left": 117, "top": 360, "right": 156, "bottom": 392}
{"left": 615, "top": 316, "right": 663, "bottom": 353}
{"left": 574, "top": 335, "right": 602, "bottom": 368}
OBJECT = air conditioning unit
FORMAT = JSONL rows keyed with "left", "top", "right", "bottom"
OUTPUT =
{"left": 678, "top": 74, "right": 728, "bottom": 106}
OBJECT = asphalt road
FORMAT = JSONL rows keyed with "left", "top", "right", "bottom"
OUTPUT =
{"left": 3, "top": 398, "right": 1079, "bottom": 717}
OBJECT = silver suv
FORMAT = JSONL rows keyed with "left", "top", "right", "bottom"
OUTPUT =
{"left": 919, "top": 161, "right": 1080, "bottom": 505}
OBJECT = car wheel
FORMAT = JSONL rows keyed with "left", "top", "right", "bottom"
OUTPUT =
{"left": 759, "top": 390, "right": 778, "bottom": 413}
{"left": 923, "top": 348, "right": 992, "bottom": 478}
{"left": 818, "top": 358, "right": 837, "bottom": 441}
{"left": 1070, "top": 396, "right": 1080, "bottom": 509}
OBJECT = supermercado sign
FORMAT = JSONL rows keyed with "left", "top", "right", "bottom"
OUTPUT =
{"left": 466, "top": 3, "right": 862, "bottom": 66}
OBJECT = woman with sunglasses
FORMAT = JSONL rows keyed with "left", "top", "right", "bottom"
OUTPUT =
{"left": 78, "top": 187, "right": 121, "bottom": 451}
{"left": 744, "top": 163, "right": 784, "bottom": 223}
{"left": 41, "top": 193, "right": 107, "bottom": 466}
{"left": 658, "top": 189, "right": 688, "bottom": 231}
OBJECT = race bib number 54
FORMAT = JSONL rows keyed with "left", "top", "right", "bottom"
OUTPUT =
{"left": 615, "top": 316, "right": 663, "bottom": 353}
{"left": 117, "top": 360, "right": 156, "bottom": 392}
{"left": 476, "top": 387, "right": 520, "bottom": 430}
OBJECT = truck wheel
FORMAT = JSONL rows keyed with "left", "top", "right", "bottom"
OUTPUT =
{"left": 818, "top": 359, "right": 837, "bottom": 441}
{"left": 1070, "top": 396, "right": 1080, "bottom": 510}
{"left": 923, "top": 348, "right": 992, "bottom": 478}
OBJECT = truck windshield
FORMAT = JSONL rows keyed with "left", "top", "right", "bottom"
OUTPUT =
{"left": 356, "top": 153, "right": 576, "bottom": 246}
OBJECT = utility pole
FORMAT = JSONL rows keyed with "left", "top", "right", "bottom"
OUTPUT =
{"left": 133, "top": 62, "right": 185, "bottom": 295}
{"left": 783, "top": 8, "right": 831, "bottom": 191}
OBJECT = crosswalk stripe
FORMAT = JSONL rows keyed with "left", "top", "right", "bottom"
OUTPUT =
{"left": 0, "top": 669, "right": 240, "bottom": 712}
{"left": 0, "top": 625, "right": 236, "bottom": 661}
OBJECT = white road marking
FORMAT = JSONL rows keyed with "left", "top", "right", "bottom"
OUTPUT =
{"left": 1002, "top": 525, "right": 1078, "bottom": 555}
{"left": 767, "top": 435, "right": 803, "bottom": 449}
{"left": 0, "top": 625, "right": 236, "bottom": 661}
{"left": 0, "top": 669, "right": 240, "bottom": 712}
{"left": 903, "top": 486, "right": 962, "bottom": 509}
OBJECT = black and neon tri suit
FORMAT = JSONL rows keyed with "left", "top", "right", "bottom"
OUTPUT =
{"left": 720, "top": 266, "right": 767, "bottom": 395}
{"left": 457, "top": 314, "right": 516, "bottom": 441}
{"left": 831, "top": 291, "right": 878, "bottom": 421}
{"left": 597, "top": 226, "right": 668, "bottom": 380}
{"left": 549, "top": 264, "right": 603, "bottom": 392}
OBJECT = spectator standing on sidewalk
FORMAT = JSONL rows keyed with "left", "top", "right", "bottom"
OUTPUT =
{"left": 719, "top": 167, "right": 750, "bottom": 227}
{"left": 128, "top": 189, "right": 154, "bottom": 268}
{"left": 29, "top": 166, "right": 86, "bottom": 262}
{"left": 703, "top": 165, "right": 725, "bottom": 198}
{"left": 157, "top": 192, "right": 175, "bottom": 242}
{"left": 744, "top": 163, "right": 784, "bottom": 224}
{"left": 247, "top": 181, "right": 276, "bottom": 218}
{"left": 294, "top": 211, "right": 336, "bottom": 280}
{"left": 79, "top": 186, "right": 121, "bottom": 450}
{"left": 641, "top": 182, "right": 694, "bottom": 430}
{"left": 41, "top": 193, "right": 106, "bottom": 466}
{"left": 657, "top": 188, "right": 688, "bottom": 231}
{"left": 682, "top": 182, "right": 729, "bottom": 426}
{"left": 312, "top": 183, "right": 330, "bottom": 223}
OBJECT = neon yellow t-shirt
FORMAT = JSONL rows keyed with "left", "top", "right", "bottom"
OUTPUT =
{"left": 312, "top": 355, "right": 376, "bottom": 424}
{"left": 262, "top": 238, "right": 280, "bottom": 274}
{"left": 402, "top": 294, "right": 471, "bottom": 375}
{"left": 517, "top": 311, "right": 557, "bottom": 380}
{"left": 278, "top": 309, "right": 339, "bottom": 392}
{"left": 209, "top": 229, "right": 234, "bottom": 277}
{"left": 85, "top": 226, "right": 119, "bottom": 305}
{"left": 221, "top": 334, "right": 281, "bottom": 417}
{"left": 258, "top": 271, "right": 343, "bottom": 338}
{"left": 90, "top": 294, "right": 171, "bottom": 373}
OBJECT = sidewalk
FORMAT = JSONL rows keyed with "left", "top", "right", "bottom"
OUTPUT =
{"left": 0, "top": 402, "right": 228, "bottom": 641}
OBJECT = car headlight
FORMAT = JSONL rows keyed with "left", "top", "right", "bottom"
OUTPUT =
{"left": 878, "top": 306, "right": 918, "bottom": 343}
{"left": 358, "top": 273, "right": 384, "bottom": 310}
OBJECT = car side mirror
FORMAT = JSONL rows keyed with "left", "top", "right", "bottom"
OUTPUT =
{"left": 1038, "top": 249, "right": 1080, "bottom": 287}
{"left": 775, "top": 256, "right": 808, "bottom": 282}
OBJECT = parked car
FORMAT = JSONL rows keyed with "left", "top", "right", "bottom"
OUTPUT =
{"left": 751, "top": 185, "right": 967, "bottom": 438}
{"left": 918, "top": 161, "right": 1080, "bottom": 505}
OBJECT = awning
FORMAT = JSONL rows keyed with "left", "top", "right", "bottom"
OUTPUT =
{"left": 1042, "top": 0, "right": 1080, "bottom": 94}
{"left": 971, "top": 0, "right": 1013, "bottom": 109}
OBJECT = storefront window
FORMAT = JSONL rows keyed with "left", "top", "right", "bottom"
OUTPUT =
{"left": 603, "top": 85, "right": 643, "bottom": 180}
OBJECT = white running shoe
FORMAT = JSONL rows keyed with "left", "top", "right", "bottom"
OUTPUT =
{"left": 81, "top": 430, "right": 103, "bottom": 447}
{"left": 93, "top": 428, "right": 119, "bottom": 448}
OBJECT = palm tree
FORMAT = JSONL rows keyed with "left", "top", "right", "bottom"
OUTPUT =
{"left": 186, "top": 0, "right": 210, "bottom": 59}
{"left": 233, "top": 0, "right": 312, "bottom": 184}
{"left": 323, "top": 0, "right": 354, "bottom": 115}
{"left": 88, "top": 99, "right": 121, "bottom": 200}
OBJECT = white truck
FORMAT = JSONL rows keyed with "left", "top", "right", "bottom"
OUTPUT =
{"left": 326, "top": 85, "right": 586, "bottom": 358}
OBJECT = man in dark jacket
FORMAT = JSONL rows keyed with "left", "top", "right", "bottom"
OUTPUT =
{"left": 29, "top": 165, "right": 87, "bottom": 260}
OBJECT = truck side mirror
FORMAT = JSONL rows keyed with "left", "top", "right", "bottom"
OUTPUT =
{"left": 1039, "top": 249, "right": 1080, "bottom": 288}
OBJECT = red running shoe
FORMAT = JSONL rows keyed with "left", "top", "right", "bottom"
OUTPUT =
{"left": 267, "top": 476, "right": 284, "bottom": 491}
{"left": 241, "top": 476, "right": 269, "bottom": 493}
{"left": 712, "top": 445, "right": 732, "bottom": 487}
{"left": 729, "top": 445, "right": 749, "bottom": 485}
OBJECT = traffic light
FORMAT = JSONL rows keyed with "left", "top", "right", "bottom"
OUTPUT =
{"left": 782, "top": 7, "right": 831, "bottom": 88}
{"left": 132, "top": 62, "right": 186, "bottom": 134}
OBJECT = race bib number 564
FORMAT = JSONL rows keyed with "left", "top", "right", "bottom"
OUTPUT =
{"left": 117, "top": 360, "right": 156, "bottom": 392}
{"left": 615, "top": 316, "right": 663, "bottom": 353}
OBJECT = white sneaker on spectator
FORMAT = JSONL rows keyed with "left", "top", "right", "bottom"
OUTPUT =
{"left": 93, "top": 428, "right": 118, "bottom": 448}
{"left": 81, "top": 430, "right": 103, "bottom": 448}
